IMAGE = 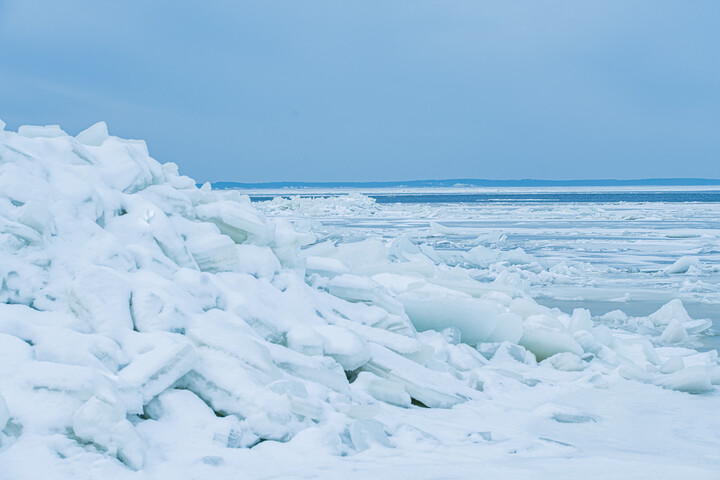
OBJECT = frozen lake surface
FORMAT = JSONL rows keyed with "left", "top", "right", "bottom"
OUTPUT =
{"left": 253, "top": 188, "right": 720, "bottom": 352}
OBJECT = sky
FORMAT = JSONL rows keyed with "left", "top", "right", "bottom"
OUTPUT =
{"left": 0, "top": 1, "right": 719, "bottom": 183}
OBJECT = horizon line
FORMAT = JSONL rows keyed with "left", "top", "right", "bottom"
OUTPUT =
{"left": 209, "top": 178, "right": 720, "bottom": 189}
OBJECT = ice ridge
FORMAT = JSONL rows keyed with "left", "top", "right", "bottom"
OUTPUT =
{"left": 0, "top": 122, "right": 717, "bottom": 476}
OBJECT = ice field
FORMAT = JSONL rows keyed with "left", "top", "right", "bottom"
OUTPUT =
{"left": 0, "top": 122, "right": 719, "bottom": 479}
{"left": 254, "top": 188, "right": 720, "bottom": 351}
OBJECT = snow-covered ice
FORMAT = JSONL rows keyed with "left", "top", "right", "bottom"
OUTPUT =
{"left": 0, "top": 122, "right": 719, "bottom": 479}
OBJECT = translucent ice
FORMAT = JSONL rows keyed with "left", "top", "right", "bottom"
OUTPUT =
{"left": 397, "top": 285, "right": 499, "bottom": 345}
{"left": 664, "top": 256, "right": 701, "bottom": 274}
{"left": 75, "top": 121, "right": 110, "bottom": 146}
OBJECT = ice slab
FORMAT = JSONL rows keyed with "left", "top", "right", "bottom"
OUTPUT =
{"left": 72, "top": 395, "right": 146, "bottom": 470}
{"left": 665, "top": 256, "right": 701, "bottom": 274}
{"left": 195, "top": 201, "right": 273, "bottom": 245}
{"left": 17, "top": 125, "right": 66, "bottom": 138}
{"left": 362, "top": 343, "right": 477, "bottom": 408}
{"left": 314, "top": 325, "right": 370, "bottom": 371}
{"left": 352, "top": 372, "right": 411, "bottom": 407}
{"left": 68, "top": 268, "right": 133, "bottom": 339}
{"left": 397, "top": 285, "right": 498, "bottom": 345}
{"left": 75, "top": 122, "right": 109, "bottom": 146}
{"left": 118, "top": 341, "right": 197, "bottom": 408}
{"left": 519, "top": 319, "right": 584, "bottom": 361}
{"left": 654, "top": 366, "right": 714, "bottom": 394}
{"left": 648, "top": 299, "right": 692, "bottom": 327}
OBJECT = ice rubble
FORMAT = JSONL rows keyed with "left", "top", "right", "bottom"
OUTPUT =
{"left": 0, "top": 123, "right": 718, "bottom": 474}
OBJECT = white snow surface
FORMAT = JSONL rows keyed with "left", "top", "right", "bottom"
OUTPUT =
{"left": 0, "top": 123, "right": 719, "bottom": 479}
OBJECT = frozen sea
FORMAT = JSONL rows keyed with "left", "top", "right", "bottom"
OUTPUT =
{"left": 251, "top": 186, "right": 720, "bottom": 353}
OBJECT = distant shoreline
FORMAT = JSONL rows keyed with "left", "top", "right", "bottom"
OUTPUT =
{"left": 209, "top": 178, "right": 720, "bottom": 189}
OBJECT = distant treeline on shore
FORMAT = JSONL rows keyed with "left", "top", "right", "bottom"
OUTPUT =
{"left": 208, "top": 178, "right": 720, "bottom": 190}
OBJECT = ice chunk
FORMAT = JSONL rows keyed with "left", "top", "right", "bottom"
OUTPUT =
{"left": 186, "top": 313, "right": 281, "bottom": 384}
{"left": 327, "top": 317, "right": 424, "bottom": 357}
{"left": 390, "top": 423, "right": 442, "bottom": 450}
{"left": 477, "top": 342, "right": 536, "bottom": 365}
{"left": 648, "top": 299, "right": 692, "bottom": 327}
{"left": 305, "top": 256, "right": 349, "bottom": 278}
{"left": 445, "top": 343, "right": 489, "bottom": 371}
{"left": 343, "top": 419, "right": 391, "bottom": 451}
{"left": 534, "top": 403, "right": 597, "bottom": 424}
{"left": 271, "top": 218, "right": 315, "bottom": 267}
{"left": 314, "top": 325, "right": 369, "bottom": 370}
{"left": 509, "top": 297, "right": 552, "bottom": 319}
{"left": 328, "top": 274, "right": 403, "bottom": 315}
{"left": 328, "top": 274, "right": 382, "bottom": 301}
{"left": 659, "top": 319, "right": 688, "bottom": 344}
{"left": 17, "top": 200, "right": 55, "bottom": 235}
{"left": 172, "top": 268, "right": 223, "bottom": 311}
{"left": 265, "top": 342, "right": 349, "bottom": 393}
{"left": 146, "top": 211, "right": 198, "bottom": 269}
{"left": 397, "top": 285, "right": 499, "bottom": 345}
{"left": 569, "top": 308, "right": 593, "bottom": 333}
{"left": 498, "top": 247, "right": 534, "bottom": 265}
{"left": 371, "top": 272, "right": 427, "bottom": 296}
{"left": 236, "top": 244, "right": 281, "bottom": 278}
{"left": 362, "top": 343, "right": 476, "bottom": 408}
{"left": 352, "top": 372, "right": 411, "bottom": 407}
{"left": 573, "top": 330, "right": 602, "bottom": 355}
{"left": 130, "top": 287, "right": 189, "bottom": 333}
{"left": 76, "top": 121, "right": 110, "bottom": 146}
{"left": 429, "top": 221, "right": 454, "bottom": 235}
{"left": 463, "top": 245, "right": 498, "bottom": 267}
{"left": 519, "top": 319, "right": 584, "bottom": 361}
{"left": 68, "top": 267, "right": 133, "bottom": 339}
{"left": 177, "top": 347, "right": 302, "bottom": 440}
{"left": 17, "top": 124, "right": 66, "bottom": 138}
{"left": 0, "top": 118, "right": 5, "bottom": 131}
{"left": 118, "top": 341, "right": 197, "bottom": 408}
{"left": 185, "top": 229, "right": 240, "bottom": 273}
{"left": 485, "top": 312, "right": 523, "bottom": 343}
{"left": 599, "top": 309, "right": 629, "bottom": 325}
{"left": 286, "top": 325, "right": 325, "bottom": 356}
{"left": 546, "top": 352, "right": 585, "bottom": 371}
{"left": 655, "top": 366, "right": 714, "bottom": 394}
{"left": 441, "top": 327, "right": 462, "bottom": 345}
{"left": 195, "top": 201, "right": 274, "bottom": 245}
{"left": 143, "top": 388, "right": 255, "bottom": 448}
{"left": 659, "top": 356, "right": 684, "bottom": 374}
{"left": 73, "top": 396, "right": 146, "bottom": 470}
{"left": 17, "top": 361, "right": 118, "bottom": 408}
{"left": 683, "top": 318, "right": 713, "bottom": 335}
{"left": 91, "top": 137, "right": 160, "bottom": 193}
{"left": 665, "top": 256, "right": 701, "bottom": 274}
{"left": 14, "top": 326, "right": 126, "bottom": 373}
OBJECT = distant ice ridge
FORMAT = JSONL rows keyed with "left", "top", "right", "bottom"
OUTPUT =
{"left": 0, "top": 122, "right": 719, "bottom": 478}
{"left": 260, "top": 192, "right": 380, "bottom": 217}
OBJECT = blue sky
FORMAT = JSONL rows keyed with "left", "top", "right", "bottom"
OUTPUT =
{"left": 1, "top": 1, "right": 718, "bottom": 182}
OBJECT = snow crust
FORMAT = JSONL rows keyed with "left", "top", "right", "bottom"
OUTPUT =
{"left": 0, "top": 122, "right": 719, "bottom": 479}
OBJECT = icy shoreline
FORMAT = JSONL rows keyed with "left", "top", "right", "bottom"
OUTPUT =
{"left": 0, "top": 122, "right": 718, "bottom": 479}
